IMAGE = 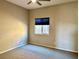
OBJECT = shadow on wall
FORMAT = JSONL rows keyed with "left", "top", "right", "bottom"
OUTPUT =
{"left": 72, "top": 29, "right": 78, "bottom": 51}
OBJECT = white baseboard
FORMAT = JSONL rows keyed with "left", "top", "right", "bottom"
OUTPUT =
{"left": 54, "top": 47, "right": 78, "bottom": 53}
{"left": 0, "top": 44, "right": 77, "bottom": 54}
{"left": 0, "top": 44, "right": 25, "bottom": 54}
{"left": 29, "top": 43, "right": 78, "bottom": 53}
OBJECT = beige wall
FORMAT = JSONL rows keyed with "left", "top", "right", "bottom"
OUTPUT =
{"left": 0, "top": 0, "right": 77, "bottom": 53}
{"left": 55, "top": 2, "right": 78, "bottom": 52}
{"left": 29, "top": 6, "right": 57, "bottom": 48}
{"left": 0, "top": 0, "right": 28, "bottom": 53}
{"left": 29, "top": 2, "right": 78, "bottom": 52}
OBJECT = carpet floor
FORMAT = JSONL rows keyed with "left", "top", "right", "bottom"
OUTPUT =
{"left": 0, "top": 44, "right": 78, "bottom": 59}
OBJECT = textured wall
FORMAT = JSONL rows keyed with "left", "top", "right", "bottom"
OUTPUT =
{"left": 0, "top": 0, "right": 28, "bottom": 53}
{"left": 29, "top": 2, "right": 78, "bottom": 52}
{"left": 29, "top": 6, "right": 56, "bottom": 48}
{"left": 55, "top": 2, "right": 78, "bottom": 52}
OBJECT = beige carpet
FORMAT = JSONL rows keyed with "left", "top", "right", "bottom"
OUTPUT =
{"left": 0, "top": 45, "right": 78, "bottom": 59}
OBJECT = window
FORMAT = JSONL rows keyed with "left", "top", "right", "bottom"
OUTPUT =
{"left": 35, "top": 17, "right": 49, "bottom": 35}
{"left": 35, "top": 25, "right": 42, "bottom": 34}
{"left": 42, "top": 25, "right": 49, "bottom": 34}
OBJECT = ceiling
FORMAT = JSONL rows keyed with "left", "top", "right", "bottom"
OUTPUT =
{"left": 6, "top": 0, "right": 77, "bottom": 10}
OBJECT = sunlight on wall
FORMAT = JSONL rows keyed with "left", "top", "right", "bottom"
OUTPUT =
{"left": 0, "top": 9, "right": 28, "bottom": 53}
{"left": 0, "top": 17, "right": 28, "bottom": 52}
{"left": 0, "top": 0, "right": 28, "bottom": 53}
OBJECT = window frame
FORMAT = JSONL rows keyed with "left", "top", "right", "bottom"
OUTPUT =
{"left": 34, "top": 17, "right": 49, "bottom": 35}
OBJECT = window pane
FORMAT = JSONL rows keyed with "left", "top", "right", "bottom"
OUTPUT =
{"left": 42, "top": 18, "right": 49, "bottom": 25}
{"left": 35, "top": 18, "right": 42, "bottom": 25}
{"left": 43, "top": 25, "right": 49, "bottom": 34}
{"left": 35, "top": 25, "right": 42, "bottom": 34}
{"left": 35, "top": 17, "right": 49, "bottom": 25}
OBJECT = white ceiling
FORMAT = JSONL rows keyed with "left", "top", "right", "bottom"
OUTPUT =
{"left": 6, "top": 0, "right": 77, "bottom": 10}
